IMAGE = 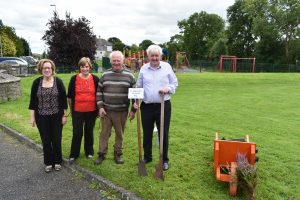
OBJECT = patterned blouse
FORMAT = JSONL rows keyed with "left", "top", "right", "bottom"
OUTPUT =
{"left": 37, "top": 78, "right": 59, "bottom": 115}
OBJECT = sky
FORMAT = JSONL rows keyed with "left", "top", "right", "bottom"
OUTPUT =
{"left": 0, "top": 0, "right": 235, "bottom": 54}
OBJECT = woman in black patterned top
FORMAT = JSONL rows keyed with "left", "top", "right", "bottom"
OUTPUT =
{"left": 29, "top": 59, "right": 68, "bottom": 173}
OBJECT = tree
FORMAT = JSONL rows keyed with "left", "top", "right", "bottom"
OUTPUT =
{"left": 0, "top": 24, "right": 17, "bottom": 56}
{"left": 290, "top": 38, "right": 300, "bottom": 64}
{"left": 211, "top": 38, "right": 228, "bottom": 60}
{"left": 177, "top": 11, "right": 225, "bottom": 60}
{"left": 269, "top": 0, "right": 300, "bottom": 63}
{"left": 226, "top": 0, "right": 256, "bottom": 57}
{"left": 169, "top": 34, "right": 184, "bottom": 50}
{"left": 42, "top": 51, "right": 48, "bottom": 59}
{"left": 0, "top": 21, "right": 31, "bottom": 57}
{"left": 244, "top": 0, "right": 300, "bottom": 64}
{"left": 42, "top": 12, "right": 97, "bottom": 68}
{"left": 20, "top": 38, "right": 30, "bottom": 56}
{"left": 1, "top": 25, "right": 26, "bottom": 56}
{"left": 107, "top": 37, "right": 122, "bottom": 44}
{"left": 139, "top": 39, "right": 154, "bottom": 50}
{"left": 14, "top": 37, "right": 25, "bottom": 56}
{"left": 166, "top": 34, "right": 184, "bottom": 64}
{"left": 0, "top": 33, "right": 16, "bottom": 56}
{"left": 240, "top": 0, "right": 284, "bottom": 63}
{"left": 130, "top": 44, "right": 139, "bottom": 53}
{"left": 108, "top": 37, "right": 125, "bottom": 51}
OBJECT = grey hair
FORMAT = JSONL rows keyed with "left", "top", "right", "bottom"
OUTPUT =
{"left": 109, "top": 51, "right": 124, "bottom": 61}
{"left": 146, "top": 45, "right": 162, "bottom": 57}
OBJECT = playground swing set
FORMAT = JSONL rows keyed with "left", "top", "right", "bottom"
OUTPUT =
{"left": 122, "top": 50, "right": 146, "bottom": 71}
{"left": 173, "top": 53, "right": 255, "bottom": 73}
{"left": 175, "top": 51, "right": 190, "bottom": 69}
{"left": 219, "top": 55, "right": 256, "bottom": 73}
{"left": 123, "top": 48, "right": 171, "bottom": 71}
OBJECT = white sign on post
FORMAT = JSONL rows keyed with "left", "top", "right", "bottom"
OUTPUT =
{"left": 128, "top": 88, "right": 144, "bottom": 99}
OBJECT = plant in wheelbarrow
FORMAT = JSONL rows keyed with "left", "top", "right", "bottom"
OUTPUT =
{"left": 236, "top": 153, "right": 258, "bottom": 200}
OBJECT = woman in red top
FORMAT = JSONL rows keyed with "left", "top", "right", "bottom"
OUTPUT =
{"left": 67, "top": 57, "right": 99, "bottom": 164}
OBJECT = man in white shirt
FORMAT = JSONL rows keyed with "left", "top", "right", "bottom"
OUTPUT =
{"left": 136, "top": 45, "right": 178, "bottom": 171}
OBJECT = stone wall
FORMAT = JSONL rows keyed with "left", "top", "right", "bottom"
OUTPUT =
{"left": 0, "top": 64, "right": 19, "bottom": 76}
{"left": 0, "top": 63, "right": 36, "bottom": 77}
{"left": 0, "top": 70, "right": 21, "bottom": 102}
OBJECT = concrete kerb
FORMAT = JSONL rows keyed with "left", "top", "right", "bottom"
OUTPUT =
{"left": 0, "top": 123, "right": 142, "bottom": 200}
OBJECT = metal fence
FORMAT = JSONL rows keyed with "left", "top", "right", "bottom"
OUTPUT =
{"left": 186, "top": 60, "right": 300, "bottom": 73}
{"left": 26, "top": 60, "right": 299, "bottom": 74}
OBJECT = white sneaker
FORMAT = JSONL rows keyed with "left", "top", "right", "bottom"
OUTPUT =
{"left": 87, "top": 155, "right": 93, "bottom": 159}
{"left": 69, "top": 158, "right": 75, "bottom": 164}
{"left": 45, "top": 165, "right": 52, "bottom": 173}
{"left": 54, "top": 164, "right": 61, "bottom": 171}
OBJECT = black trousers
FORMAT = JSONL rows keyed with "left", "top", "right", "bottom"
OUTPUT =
{"left": 140, "top": 100, "right": 171, "bottom": 162}
{"left": 70, "top": 111, "right": 97, "bottom": 158}
{"left": 35, "top": 112, "right": 63, "bottom": 166}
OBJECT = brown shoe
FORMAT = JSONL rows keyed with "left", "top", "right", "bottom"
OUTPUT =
{"left": 94, "top": 155, "right": 105, "bottom": 165}
{"left": 114, "top": 152, "right": 124, "bottom": 164}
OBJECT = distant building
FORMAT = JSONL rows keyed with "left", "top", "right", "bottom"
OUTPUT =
{"left": 95, "top": 36, "right": 112, "bottom": 59}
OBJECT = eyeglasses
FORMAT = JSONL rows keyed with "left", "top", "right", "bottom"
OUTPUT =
{"left": 42, "top": 67, "right": 52, "bottom": 70}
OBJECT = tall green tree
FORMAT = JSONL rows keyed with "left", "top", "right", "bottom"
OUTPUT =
{"left": 14, "top": 37, "right": 25, "bottom": 56}
{"left": 211, "top": 38, "right": 228, "bottom": 60}
{"left": 42, "top": 12, "right": 97, "bottom": 68}
{"left": 0, "top": 23, "right": 17, "bottom": 56}
{"left": 226, "top": 0, "right": 255, "bottom": 57}
{"left": 245, "top": 0, "right": 299, "bottom": 63}
{"left": 130, "top": 44, "right": 139, "bottom": 53}
{"left": 177, "top": 11, "right": 225, "bottom": 60}
{"left": 139, "top": 39, "right": 154, "bottom": 50}
{"left": 107, "top": 37, "right": 121, "bottom": 44}
{"left": 290, "top": 38, "right": 300, "bottom": 64}
{"left": 0, "top": 33, "right": 16, "bottom": 56}
{"left": 1, "top": 26, "right": 25, "bottom": 56}
{"left": 108, "top": 37, "right": 125, "bottom": 50}
{"left": 166, "top": 34, "right": 184, "bottom": 64}
{"left": 269, "top": 0, "right": 300, "bottom": 63}
{"left": 0, "top": 20, "right": 30, "bottom": 56}
{"left": 20, "top": 38, "right": 30, "bottom": 56}
{"left": 242, "top": 0, "right": 283, "bottom": 63}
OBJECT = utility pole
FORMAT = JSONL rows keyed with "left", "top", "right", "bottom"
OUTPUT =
{"left": 0, "top": 36, "right": 3, "bottom": 57}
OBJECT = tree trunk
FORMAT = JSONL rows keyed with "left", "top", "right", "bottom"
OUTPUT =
{"left": 249, "top": 193, "right": 255, "bottom": 200}
{"left": 285, "top": 36, "right": 290, "bottom": 64}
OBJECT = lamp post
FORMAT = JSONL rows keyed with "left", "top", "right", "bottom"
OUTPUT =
{"left": 50, "top": 4, "right": 56, "bottom": 15}
{"left": 0, "top": 36, "right": 3, "bottom": 57}
{"left": 28, "top": 37, "right": 31, "bottom": 56}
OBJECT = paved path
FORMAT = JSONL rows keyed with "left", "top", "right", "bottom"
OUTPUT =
{"left": 0, "top": 130, "right": 106, "bottom": 200}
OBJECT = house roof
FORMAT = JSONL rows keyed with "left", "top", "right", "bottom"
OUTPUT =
{"left": 96, "top": 37, "right": 112, "bottom": 51}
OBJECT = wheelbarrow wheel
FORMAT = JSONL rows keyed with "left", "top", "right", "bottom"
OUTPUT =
{"left": 229, "top": 162, "right": 237, "bottom": 196}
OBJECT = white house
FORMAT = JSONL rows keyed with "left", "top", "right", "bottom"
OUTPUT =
{"left": 95, "top": 36, "right": 112, "bottom": 59}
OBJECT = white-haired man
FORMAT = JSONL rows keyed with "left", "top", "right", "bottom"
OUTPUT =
{"left": 136, "top": 45, "right": 178, "bottom": 171}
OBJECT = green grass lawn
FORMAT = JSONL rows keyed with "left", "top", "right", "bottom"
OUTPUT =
{"left": 1, "top": 73, "right": 299, "bottom": 200}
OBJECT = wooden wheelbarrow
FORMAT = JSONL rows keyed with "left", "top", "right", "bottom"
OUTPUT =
{"left": 213, "top": 132, "right": 257, "bottom": 196}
